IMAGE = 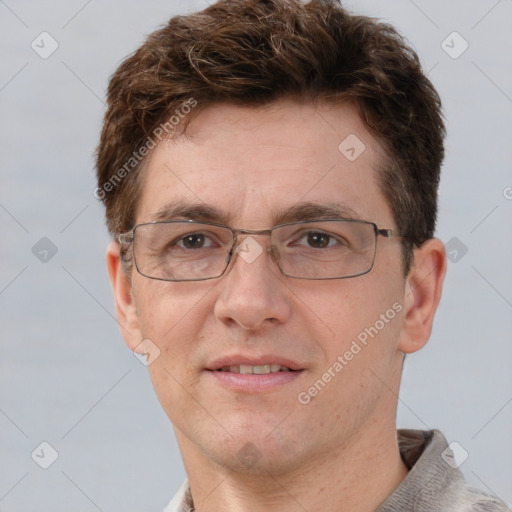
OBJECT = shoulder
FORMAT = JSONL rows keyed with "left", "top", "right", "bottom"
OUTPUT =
{"left": 379, "top": 429, "right": 511, "bottom": 512}
{"left": 453, "top": 486, "right": 512, "bottom": 512}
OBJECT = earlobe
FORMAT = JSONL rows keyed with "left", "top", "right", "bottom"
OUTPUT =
{"left": 106, "top": 241, "right": 143, "bottom": 350}
{"left": 397, "top": 238, "right": 447, "bottom": 354}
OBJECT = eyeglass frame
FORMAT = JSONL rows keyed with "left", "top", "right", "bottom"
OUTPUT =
{"left": 118, "top": 218, "right": 406, "bottom": 282}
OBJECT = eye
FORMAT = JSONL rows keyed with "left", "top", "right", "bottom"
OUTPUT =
{"left": 281, "top": 223, "right": 355, "bottom": 253}
{"left": 304, "top": 231, "right": 336, "bottom": 249}
{"left": 176, "top": 233, "right": 215, "bottom": 249}
{"left": 293, "top": 230, "right": 344, "bottom": 249}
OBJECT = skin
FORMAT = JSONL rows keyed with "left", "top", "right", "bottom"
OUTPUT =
{"left": 107, "top": 100, "right": 446, "bottom": 512}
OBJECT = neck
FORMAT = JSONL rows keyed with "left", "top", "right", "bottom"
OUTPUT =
{"left": 176, "top": 417, "right": 409, "bottom": 512}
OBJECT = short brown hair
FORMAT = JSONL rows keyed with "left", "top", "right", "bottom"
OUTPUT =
{"left": 96, "top": 0, "right": 445, "bottom": 273}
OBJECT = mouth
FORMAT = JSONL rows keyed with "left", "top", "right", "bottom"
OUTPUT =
{"left": 214, "top": 364, "right": 298, "bottom": 374}
{"left": 205, "top": 358, "right": 305, "bottom": 392}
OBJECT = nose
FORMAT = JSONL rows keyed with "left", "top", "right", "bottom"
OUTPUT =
{"left": 213, "top": 235, "right": 291, "bottom": 331}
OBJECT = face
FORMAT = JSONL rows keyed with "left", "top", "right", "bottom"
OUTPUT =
{"left": 114, "top": 100, "right": 415, "bottom": 475}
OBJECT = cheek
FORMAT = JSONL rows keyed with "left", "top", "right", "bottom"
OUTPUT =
{"left": 134, "top": 284, "right": 212, "bottom": 427}
{"left": 301, "top": 272, "right": 405, "bottom": 375}
{"left": 295, "top": 282, "right": 404, "bottom": 438}
{"left": 132, "top": 280, "right": 217, "bottom": 406}
{"left": 133, "top": 279, "right": 212, "bottom": 341}
{"left": 132, "top": 279, "right": 223, "bottom": 399}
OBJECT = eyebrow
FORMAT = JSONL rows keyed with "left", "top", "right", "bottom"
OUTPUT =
{"left": 148, "top": 200, "right": 362, "bottom": 226}
{"left": 151, "top": 201, "right": 231, "bottom": 224}
{"left": 271, "top": 202, "right": 360, "bottom": 224}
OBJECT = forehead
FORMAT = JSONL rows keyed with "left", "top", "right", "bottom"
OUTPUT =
{"left": 136, "top": 100, "right": 393, "bottom": 228}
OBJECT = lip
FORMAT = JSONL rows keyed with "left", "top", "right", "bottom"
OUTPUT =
{"left": 205, "top": 354, "right": 306, "bottom": 393}
{"left": 205, "top": 368, "right": 305, "bottom": 392}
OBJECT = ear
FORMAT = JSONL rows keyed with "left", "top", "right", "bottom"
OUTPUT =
{"left": 106, "top": 241, "right": 143, "bottom": 351}
{"left": 398, "top": 238, "right": 447, "bottom": 354}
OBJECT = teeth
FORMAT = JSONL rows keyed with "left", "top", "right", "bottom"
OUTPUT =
{"left": 240, "top": 364, "right": 253, "bottom": 374}
{"left": 218, "top": 364, "right": 292, "bottom": 374}
{"left": 252, "top": 364, "right": 271, "bottom": 375}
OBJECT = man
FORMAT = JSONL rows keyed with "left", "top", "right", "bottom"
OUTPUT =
{"left": 95, "top": 1, "right": 510, "bottom": 510}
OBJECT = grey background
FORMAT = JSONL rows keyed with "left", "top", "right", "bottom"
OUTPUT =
{"left": 1, "top": 0, "right": 511, "bottom": 510}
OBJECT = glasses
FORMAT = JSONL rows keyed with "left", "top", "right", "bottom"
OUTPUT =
{"left": 118, "top": 219, "right": 403, "bottom": 281}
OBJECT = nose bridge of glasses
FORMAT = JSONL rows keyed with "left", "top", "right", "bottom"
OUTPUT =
{"left": 232, "top": 227, "right": 273, "bottom": 247}
{"left": 230, "top": 228, "right": 279, "bottom": 263}
{"left": 233, "top": 227, "right": 273, "bottom": 237}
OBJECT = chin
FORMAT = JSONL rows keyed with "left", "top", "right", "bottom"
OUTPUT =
{"left": 200, "top": 423, "right": 308, "bottom": 475}
{"left": 211, "top": 444, "right": 303, "bottom": 475}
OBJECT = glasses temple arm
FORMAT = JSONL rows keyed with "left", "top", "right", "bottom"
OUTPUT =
{"left": 377, "top": 228, "right": 407, "bottom": 239}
